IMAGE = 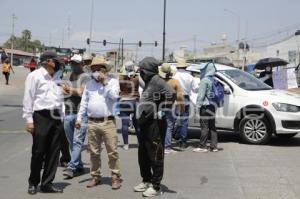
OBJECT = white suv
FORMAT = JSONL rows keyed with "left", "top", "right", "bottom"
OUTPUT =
{"left": 181, "top": 63, "right": 300, "bottom": 144}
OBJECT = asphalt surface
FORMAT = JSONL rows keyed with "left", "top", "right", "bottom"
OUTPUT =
{"left": 1, "top": 67, "right": 300, "bottom": 199}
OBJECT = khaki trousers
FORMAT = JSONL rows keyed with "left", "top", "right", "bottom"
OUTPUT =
{"left": 87, "top": 120, "right": 120, "bottom": 179}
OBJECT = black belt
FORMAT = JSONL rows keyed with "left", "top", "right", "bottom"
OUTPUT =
{"left": 88, "top": 116, "right": 115, "bottom": 122}
{"left": 34, "top": 109, "right": 61, "bottom": 118}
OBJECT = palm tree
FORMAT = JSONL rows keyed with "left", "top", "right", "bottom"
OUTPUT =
{"left": 21, "top": 29, "right": 32, "bottom": 51}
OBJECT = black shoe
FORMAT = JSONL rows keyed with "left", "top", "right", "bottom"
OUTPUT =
{"left": 182, "top": 142, "right": 188, "bottom": 149}
{"left": 28, "top": 185, "right": 37, "bottom": 195}
{"left": 40, "top": 184, "right": 63, "bottom": 193}
{"left": 76, "top": 167, "right": 84, "bottom": 173}
{"left": 74, "top": 167, "right": 85, "bottom": 176}
{"left": 63, "top": 168, "right": 74, "bottom": 179}
{"left": 178, "top": 142, "right": 188, "bottom": 150}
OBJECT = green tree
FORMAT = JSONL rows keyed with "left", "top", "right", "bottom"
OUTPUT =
{"left": 2, "top": 29, "right": 43, "bottom": 53}
{"left": 21, "top": 29, "right": 32, "bottom": 51}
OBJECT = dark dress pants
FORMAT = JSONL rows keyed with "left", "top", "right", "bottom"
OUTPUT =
{"left": 29, "top": 110, "right": 62, "bottom": 186}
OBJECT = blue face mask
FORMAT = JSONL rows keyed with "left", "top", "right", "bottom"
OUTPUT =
{"left": 54, "top": 69, "right": 64, "bottom": 79}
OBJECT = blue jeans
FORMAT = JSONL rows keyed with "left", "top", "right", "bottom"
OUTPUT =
{"left": 177, "top": 96, "right": 190, "bottom": 143}
{"left": 164, "top": 110, "right": 176, "bottom": 149}
{"left": 119, "top": 100, "right": 140, "bottom": 145}
{"left": 64, "top": 114, "right": 88, "bottom": 171}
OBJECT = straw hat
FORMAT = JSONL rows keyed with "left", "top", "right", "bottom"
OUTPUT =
{"left": 159, "top": 63, "right": 177, "bottom": 78}
{"left": 174, "top": 52, "right": 190, "bottom": 68}
{"left": 90, "top": 56, "right": 112, "bottom": 71}
{"left": 82, "top": 53, "right": 93, "bottom": 61}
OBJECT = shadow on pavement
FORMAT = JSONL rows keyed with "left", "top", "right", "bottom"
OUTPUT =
{"left": 268, "top": 136, "right": 300, "bottom": 147}
{"left": 78, "top": 177, "right": 112, "bottom": 186}
{"left": 1, "top": 104, "right": 23, "bottom": 108}
{"left": 52, "top": 182, "right": 71, "bottom": 190}
{"left": 161, "top": 184, "right": 177, "bottom": 194}
{"left": 188, "top": 131, "right": 241, "bottom": 144}
{"left": 188, "top": 130, "right": 300, "bottom": 147}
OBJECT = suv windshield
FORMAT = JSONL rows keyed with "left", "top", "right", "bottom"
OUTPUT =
{"left": 219, "top": 70, "right": 272, "bottom": 91}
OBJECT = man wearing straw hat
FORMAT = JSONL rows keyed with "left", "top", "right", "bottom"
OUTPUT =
{"left": 159, "top": 63, "right": 184, "bottom": 154}
{"left": 76, "top": 56, "right": 122, "bottom": 189}
{"left": 173, "top": 59, "right": 199, "bottom": 149}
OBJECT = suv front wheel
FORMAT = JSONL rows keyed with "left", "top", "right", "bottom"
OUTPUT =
{"left": 239, "top": 114, "right": 272, "bottom": 144}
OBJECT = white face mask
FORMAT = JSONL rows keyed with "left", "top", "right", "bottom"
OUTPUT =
{"left": 92, "top": 71, "right": 100, "bottom": 81}
{"left": 126, "top": 71, "right": 134, "bottom": 78}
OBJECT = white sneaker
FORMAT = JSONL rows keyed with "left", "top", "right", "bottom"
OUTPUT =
{"left": 142, "top": 185, "right": 162, "bottom": 197}
{"left": 164, "top": 149, "right": 177, "bottom": 154}
{"left": 133, "top": 182, "right": 150, "bottom": 192}
{"left": 123, "top": 144, "right": 129, "bottom": 150}
{"left": 193, "top": 148, "right": 209, "bottom": 153}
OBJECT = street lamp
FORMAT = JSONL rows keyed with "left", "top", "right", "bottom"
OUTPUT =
{"left": 224, "top": 8, "right": 240, "bottom": 66}
{"left": 10, "top": 14, "right": 17, "bottom": 66}
{"left": 224, "top": 9, "right": 240, "bottom": 44}
{"left": 162, "top": 0, "right": 166, "bottom": 61}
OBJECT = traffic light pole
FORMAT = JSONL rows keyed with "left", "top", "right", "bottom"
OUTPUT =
{"left": 86, "top": 38, "right": 158, "bottom": 67}
{"left": 162, "top": 0, "right": 166, "bottom": 61}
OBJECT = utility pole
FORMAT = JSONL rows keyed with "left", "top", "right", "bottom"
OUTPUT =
{"left": 117, "top": 38, "right": 121, "bottom": 68}
{"left": 193, "top": 35, "right": 197, "bottom": 62}
{"left": 224, "top": 9, "right": 240, "bottom": 66}
{"left": 242, "top": 40, "right": 246, "bottom": 71}
{"left": 10, "top": 14, "right": 16, "bottom": 66}
{"left": 162, "top": 0, "right": 166, "bottom": 61}
{"left": 135, "top": 44, "right": 139, "bottom": 63}
{"left": 88, "top": 0, "right": 94, "bottom": 53}
{"left": 61, "top": 28, "right": 64, "bottom": 48}
{"left": 121, "top": 38, "right": 124, "bottom": 67}
{"left": 49, "top": 32, "right": 52, "bottom": 46}
{"left": 67, "top": 14, "right": 71, "bottom": 40}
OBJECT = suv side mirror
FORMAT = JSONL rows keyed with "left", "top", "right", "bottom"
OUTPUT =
{"left": 224, "top": 86, "right": 231, "bottom": 95}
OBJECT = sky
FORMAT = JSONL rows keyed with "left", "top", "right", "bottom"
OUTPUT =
{"left": 1, "top": 0, "right": 300, "bottom": 59}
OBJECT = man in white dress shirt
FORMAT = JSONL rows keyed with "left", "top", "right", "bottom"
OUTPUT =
{"left": 75, "top": 56, "right": 122, "bottom": 189}
{"left": 23, "top": 51, "right": 65, "bottom": 195}
{"left": 173, "top": 63, "right": 199, "bottom": 149}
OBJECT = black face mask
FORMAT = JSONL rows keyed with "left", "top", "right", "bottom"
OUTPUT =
{"left": 140, "top": 70, "right": 146, "bottom": 82}
{"left": 265, "top": 71, "right": 272, "bottom": 74}
{"left": 54, "top": 61, "right": 61, "bottom": 72}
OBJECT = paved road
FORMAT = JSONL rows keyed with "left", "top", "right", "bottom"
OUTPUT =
{"left": 1, "top": 67, "right": 300, "bottom": 199}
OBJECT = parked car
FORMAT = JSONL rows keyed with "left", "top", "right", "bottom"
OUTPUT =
{"left": 176, "top": 63, "right": 300, "bottom": 144}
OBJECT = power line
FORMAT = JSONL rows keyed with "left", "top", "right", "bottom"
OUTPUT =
{"left": 248, "top": 22, "right": 300, "bottom": 42}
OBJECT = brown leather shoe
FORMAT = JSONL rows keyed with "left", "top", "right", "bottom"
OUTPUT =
{"left": 86, "top": 178, "right": 100, "bottom": 188}
{"left": 111, "top": 176, "right": 121, "bottom": 190}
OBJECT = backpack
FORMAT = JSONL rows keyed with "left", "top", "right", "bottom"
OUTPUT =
{"left": 207, "top": 77, "right": 225, "bottom": 107}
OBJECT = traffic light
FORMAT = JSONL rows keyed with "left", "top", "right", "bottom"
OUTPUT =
{"left": 154, "top": 41, "right": 158, "bottom": 47}
{"left": 86, "top": 38, "right": 90, "bottom": 45}
{"left": 138, "top": 41, "right": 142, "bottom": 47}
{"left": 103, "top": 40, "right": 107, "bottom": 46}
